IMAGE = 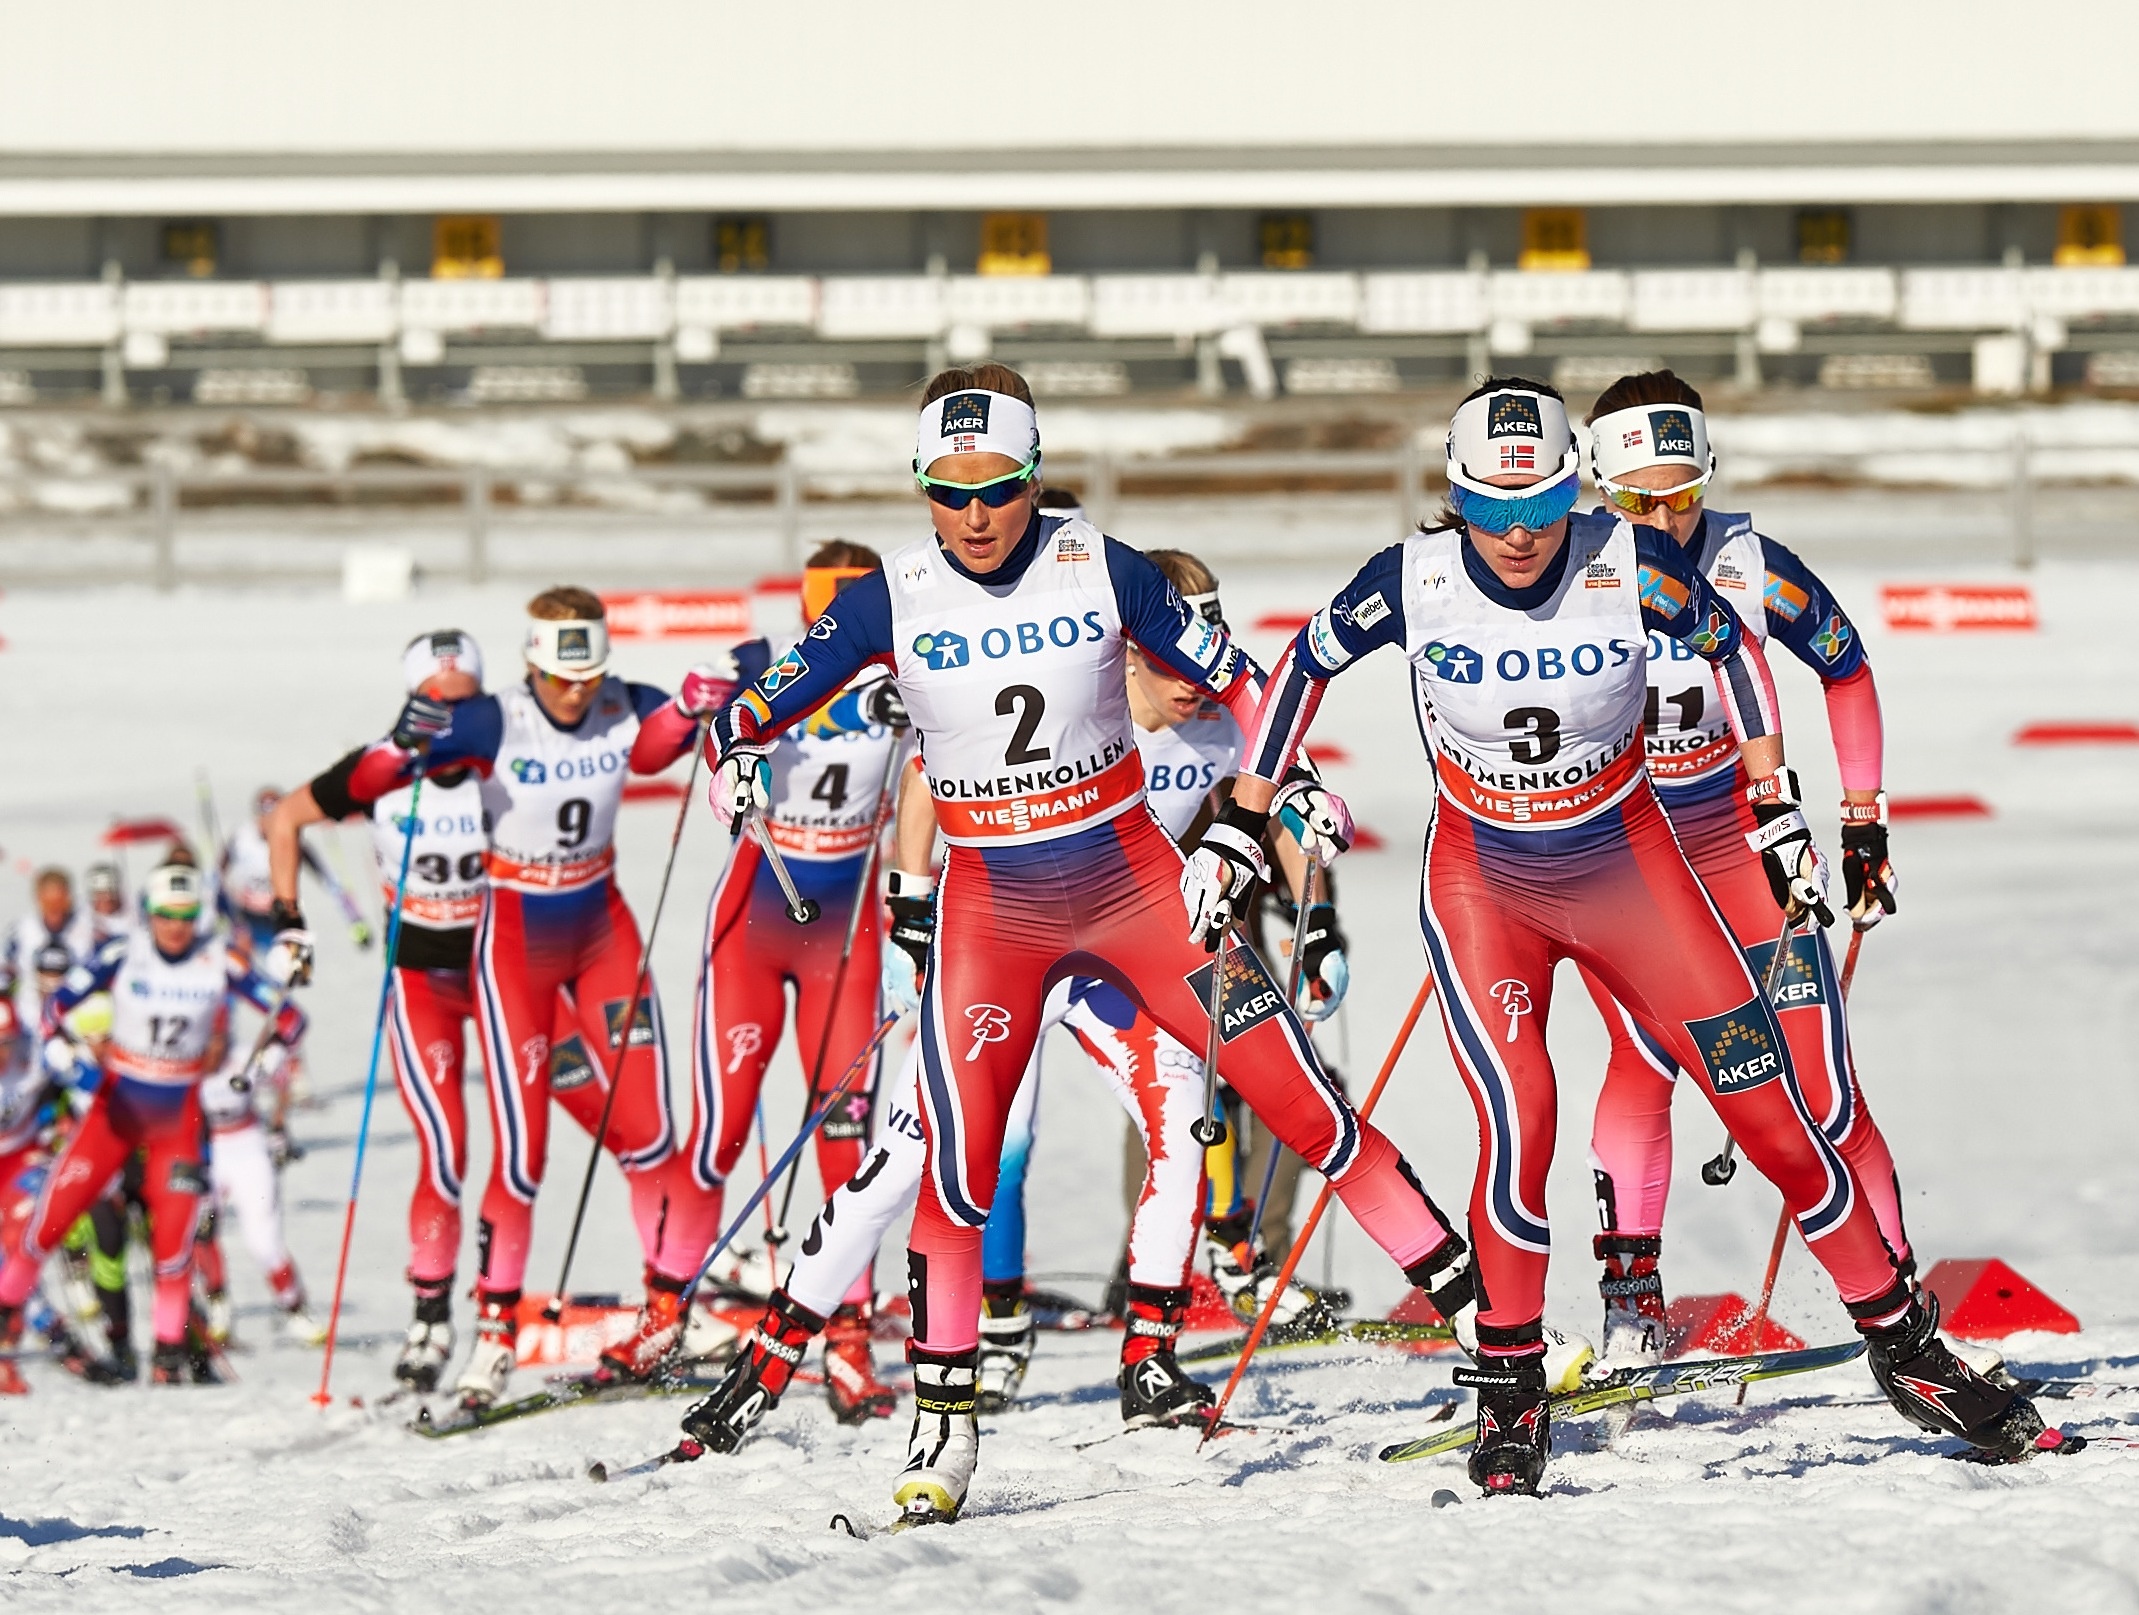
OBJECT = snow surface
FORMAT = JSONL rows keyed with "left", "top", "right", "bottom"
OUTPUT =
{"left": 2, "top": 537, "right": 2137, "bottom": 1611}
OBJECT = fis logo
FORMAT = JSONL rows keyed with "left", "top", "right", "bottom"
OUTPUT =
{"left": 1811, "top": 612, "right": 1852, "bottom": 662}
{"left": 1488, "top": 978, "right": 1532, "bottom": 1045}
{"left": 1488, "top": 393, "right": 1544, "bottom": 438}
{"left": 1685, "top": 1001, "right": 1784, "bottom": 1094}
{"left": 1648, "top": 409, "right": 1697, "bottom": 458}
{"left": 939, "top": 392, "right": 991, "bottom": 436}
{"left": 509, "top": 757, "right": 547, "bottom": 785}
{"left": 965, "top": 1003, "right": 1013, "bottom": 1063}
{"left": 912, "top": 630, "right": 970, "bottom": 671}
{"left": 758, "top": 647, "right": 808, "bottom": 696}
{"left": 1422, "top": 641, "right": 1484, "bottom": 684}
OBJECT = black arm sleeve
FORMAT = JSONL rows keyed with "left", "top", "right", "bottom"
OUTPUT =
{"left": 308, "top": 748, "right": 374, "bottom": 823}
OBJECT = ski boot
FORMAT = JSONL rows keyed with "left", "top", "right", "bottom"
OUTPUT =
{"left": 1594, "top": 1233, "right": 1667, "bottom": 1374}
{"left": 182, "top": 1312, "right": 223, "bottom": 1383}
{"left": 395, "top": 1286, "right": 455, "bottom": 1393}
{"left": 1117, "top": 1284, "right": 1217, "bottom": 1430}
{"left": 680, "top": 1289, "right": 823, "bottom": 1453}
{"left": 1861, "top": 1291, "right": 2058, "bottom": 1460}
{"left": 1204, "top": 1211, "right": 1335, "bottom": 1341}
{"left": 976, "top": 1283, "right": 1035, "bottom": 1413}
{"left": 1101, "top": 1250, "right": 1129, "bottom": 1323}
{"left": 106, "top": 1324, "right": 139, "bottom": 1385}
{"left": 892, "top": 1347, "right": 978, "bottom": 1529}
{"left": 203, "top": 1287, "right": 233, "bottom": 1346}
{"left": 150, "top": 1342, "right": 190, "bottom": 1386}
{"left": 1408, "top": 1238, "right": 1595, "bottom": 1393}
{"left": 1456, "top": 1343, "right": 1550, "bottom": 1497}
{"left": 282, "top": 1302, "right": 329, "bottom": 1347}
{"left": 0, "top": 1305, "right": 26, "bottom": 1395}
{"left": 680, "top": 1296, "right": 742, "bottom": 1364}
{"left": 824, "top": 1303, "right": 898, "bottom": 1425}
{"left": 598, "top": 1273, "right": 688, "bottom": 1384}
{"left": 453, "top": 1290, "right": 519, "bottom": 1407}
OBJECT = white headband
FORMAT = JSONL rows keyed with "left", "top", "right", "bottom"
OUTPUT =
{"left": 525, "top": 617, "right": 609, "bottom": 681}
{"left": 914, "top": 389, "right": 1041, "bottom": 476}
{"left": 145, "top": 864, "right": 204, "bottom": 917}
{"left": 1589, "top": 402, "right": 1714, "bottom": 485}
{"left": 404, "top": 628, "right": 485, "bottom": 693}
{"left": 1445, "top": 388, "right": 1580, "bottom": 497}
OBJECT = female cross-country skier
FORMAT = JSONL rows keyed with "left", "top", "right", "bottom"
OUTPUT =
{"left": 1225, "top": 377, "right": 2057, "bottom": 1494}
{"left": 704, "top": 364, "right": 1477, "bottom": 1527}
{"left": 1573, "top": 371, "right": 1911, "bottom": 1371}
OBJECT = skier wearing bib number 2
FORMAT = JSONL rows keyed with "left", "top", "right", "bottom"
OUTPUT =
{"left": 707, "top": 364, "right": 1476, "bottom": 1528}
{"left": 1229, "top": 379, "right": 2056, "bottom": 1495}
{"left": 1572, "top": 371, "right": 1913, "bottom": 1375}
{"left": 360, "top": 589, "right": 735, "bottom": 1405}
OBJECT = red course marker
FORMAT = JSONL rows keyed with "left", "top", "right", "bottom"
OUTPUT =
{"left": 2014, "top": 721, "right": 2139, "bottom": 745}
{"left": 1922, "top": 1258, "right": 2080, "bottom": 1340}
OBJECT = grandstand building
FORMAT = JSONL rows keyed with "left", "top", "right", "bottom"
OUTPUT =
{"left": 3, "top": 0, "right": 2137, "bottom": 404}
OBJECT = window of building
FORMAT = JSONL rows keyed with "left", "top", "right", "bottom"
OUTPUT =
{"left": 1796, "top": 209, "right": 1852, "bottom": 265}
{"left": 433, "top": 216, "right": 503, "bottom": 280}
{"left": 1518, "top": 209, "right": 1589, "bottom": 272}
{"left": 715, "top": 216, "right": 771, "bottom": 273}
{"left": 2056, "top": 205, "right": 2124, "bottom": 267}
{"left": 978, "top": 213, "right": 1051, "bottom": 277}
{"left": 161, "top": 222, "right": 219, "bottom": 278}
{"left": 1259, "top": 213, "right": 1315, "bottom": 270}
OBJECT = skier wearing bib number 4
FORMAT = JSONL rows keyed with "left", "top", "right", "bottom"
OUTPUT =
{"left": 707, "top": 365, "right": 1477, "bottom": 1528}
{"left": 1573, "top": 372, "right": 1914, "bottom": 1374}
{"left": 1232, "top": 379, "right": 2060, "bottom": 1495}
{"left": 356, "top": 589, "right": 732, "bottom": 1406}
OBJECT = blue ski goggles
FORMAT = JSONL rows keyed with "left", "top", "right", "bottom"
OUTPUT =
{"left": 915, "top": 455, "right": 1040, "bottom": 511}
{"left": 1450, "top": 472, "right": 1581, "bottom": 535}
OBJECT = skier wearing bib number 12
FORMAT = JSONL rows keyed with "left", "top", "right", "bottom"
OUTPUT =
{"left": 357, "top": 589, "right": 735, "bottom": 1405}
{"left": 707, "top": 364, "right": 1478, "bottom": 1527}
{"left": 1230, "top": 378, "right": 2059, "bottom": 1494}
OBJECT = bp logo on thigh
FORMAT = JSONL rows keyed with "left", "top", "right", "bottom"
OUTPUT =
{"left": 1184, "top": 945, "right": 1288, "bottom": 1044}
{"left": 1684, "top": 998, "right": 1787, "bottom": 1094}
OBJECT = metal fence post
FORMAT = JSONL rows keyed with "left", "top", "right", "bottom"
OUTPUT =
{"left": 777, "top": 456, "right": 800, "bottom": 570}
{"left": 151, "top": 465, "right": 176, "bottom": 590}
{"left": 466, "top": 467, "right": 490, "bottom": 582}
{"left": 2010, "top": 431, "right": 2035, "bottom": 570}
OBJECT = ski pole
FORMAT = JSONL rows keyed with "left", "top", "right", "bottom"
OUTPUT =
{"left": 746, "top": 811, "right": 821, "bottom": 926}
{"left": 1200, "top": 973, "right": 1436, "bottom": 1448}
{"left": 225, "top": 982, "right": 294, "bottom": 1096}
{"left": 1247, "top": 856, "right": 1320, "bottom": 1251}
{"left": 544, "top": 728, "right": 707, "bottom": 1322}
{"left": 768, "top": 740, "right": 904, "bottom": 1245}
{"left": 753, "top": 1103, "right": 777, "bottom": 1240}
{"left": 1703, "top": 904, "right": 1806, "bottom": 1188}
{"left": 681, "top": 1011, "right": 902, "bottom": 1307}
{"left": 312, "top": 768, "right": 425, "bottom": 1408}
{"left": 1734, "top": 923, "right": 1868, "bottom": 1405}
{"left": 1190, "top": 933, "right": 1231, "bottom": 1148}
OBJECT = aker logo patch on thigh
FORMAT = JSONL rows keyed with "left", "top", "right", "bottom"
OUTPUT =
{"left": 167, "top": 1159, "right": 208, "bottom": 1196}
{"left": 602, "top": 996, "right": 658, "bottom": 1050}
{"left": 1184, "top": 945, "right": 1287, "bottom": 1045}
{"left": 548, "top": 1033, "right": 599, "bottom": 1092}
{"left": 1685, "top": 999, "right": 1786, "bottom": 1094}
{"left": 1744, "top": 934, "right": 1825, "bottom": 1011}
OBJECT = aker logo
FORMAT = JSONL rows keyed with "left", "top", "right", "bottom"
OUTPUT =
{"left": 602, "top": 995, "right": 658, "bottom": 1050}
{"left": 939, "top": 392, "right": 991, "bottom": 436}
{"left": 1184, "top": 945, "right": 1287, "bottom": 1045}
{"left": 758, "top": 647, "right": 809, "bottom": 695}
{"left": 167, "top": 1159, "right": 208, "bottom": 1196}
{"left": 1688, "top": 605, "right": 1732, "bottom": 655}
{"left": 913, "top": 630, "right": 970, "bottom": 671}
{"left": 555, "top": 626, "right": 594, "bottom": 664}
{"left": 509, "top": 757, "right": 548, "bottom": 785}
{"left": 1764, "top": 574, "right": 1810, "bottom": 622}
{"left": 1685, "top": 1000, "right": 1785, "bottom": 1094}
{"left": 1746, "top": 934, "right": 1825, "bottom": 1010}
{"left": 1488, "top": 393, "right": 1543, "bottom": 438}
{"left": 547, "top": 1034, "right": 597, "bottom": 1093}
{"left": 1811, "top": 611, "right": 1852, "bottom": 662}
{"left": 1422, "top": 641, "right": 1483, "bottom": 683}
{"left": 1637, "top": 565, "right": 1691, "bottom": 618}
{"left": 1648, "top": 408, "right": 1697, "bottom": 457}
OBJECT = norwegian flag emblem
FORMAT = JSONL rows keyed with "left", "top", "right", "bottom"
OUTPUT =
{"left": 1499, "top": 443, "right": 1536, "bottom": 472}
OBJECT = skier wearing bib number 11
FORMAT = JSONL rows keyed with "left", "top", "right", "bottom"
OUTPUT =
{"left": 1230, "top": 378, "right": 2058, "bottom": 1495}
{"left": 1572, "top": 371, "right": 1915, "bottom": 1375}
{"left": 355, "top": 589, "right": 735, "bottom": 1406}
{"left": 707, "top": 364, "right": 1477, "bottom": 1528}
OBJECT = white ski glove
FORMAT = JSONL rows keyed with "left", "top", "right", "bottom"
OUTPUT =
{"left": 1745, "top": 768, "right": 1835, "bottom": 927}
{"left": 709, "top": 745, "right": 773, "bottom": 829}
{"left": 1181, "top": 801, "right": 1272, "bottom": 950}
{"left": 1271, "top": 776, "right": 1354, "bottom": 864}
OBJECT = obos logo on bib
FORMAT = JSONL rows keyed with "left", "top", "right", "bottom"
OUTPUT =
{"left": 914, "top": 631, "right": 969, "bottom": 671}
{"left": 1422, "top": 641, "right": 1483, "bottom": 684}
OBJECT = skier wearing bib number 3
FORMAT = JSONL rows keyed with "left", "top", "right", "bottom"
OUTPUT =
{"left": 708, "top": 364, "right": 1477, "bottom": 1528}
{"left": 1231, "top": 378, "right": 2057, "bottom": 1495}
{"left": 360, "top": 589, "right": 734, "bottom": 1405}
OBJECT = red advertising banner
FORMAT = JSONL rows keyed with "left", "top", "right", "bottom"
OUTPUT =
{"left": 1880, "top": 584, "right": 2036, "bottom": 632}
{"left": 601, "top": 590, "right": 752, "bottom": 640}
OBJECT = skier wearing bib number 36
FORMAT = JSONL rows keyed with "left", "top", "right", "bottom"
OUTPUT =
{"left": 1231, "top": 378, "right": 2059, "bottom": 1494}
{"left": 707, "top": 364, "right": 1477, "bottom": 1528}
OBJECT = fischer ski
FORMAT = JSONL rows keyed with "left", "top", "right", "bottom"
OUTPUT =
{"left": 588, "top": 1438, "right": 706, "bottom": 1482}
{"left": 1379, "top": 1340, "right": 1866, "bottom": 1464}
{"left": 411, "top": 1367, "right": 725, "bottom": 1438}
{"left": 1178, "top": 1316, "right": 1456, "bottom": 1367}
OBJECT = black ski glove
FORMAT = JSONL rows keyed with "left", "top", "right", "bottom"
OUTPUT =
{"left": 1840, "top": 810, "right": 1898, "bottom": 928}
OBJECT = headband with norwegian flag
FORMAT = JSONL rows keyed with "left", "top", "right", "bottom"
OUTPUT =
{"left": 1589, "top": 401, "right": 1714, "bottom": 486}
{"left": 1445, "top": 386, "right": 1580, "bottom": 498}
{"left": 914, "top": 389, "right": 1041, "bottom": 477}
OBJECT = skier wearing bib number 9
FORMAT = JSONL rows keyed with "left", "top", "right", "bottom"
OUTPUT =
{"left": 1233, "top": 378, "right": 2057, "bottom": 1494}
{"left": 706, "top": 364, "right": 1476, "bottom": 1528}
{"left": 353, "top": 589, "right": 733, "bottom": 1406}
{"left": 1573, "top": 371, "right": 1914, "bottom": 1376}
